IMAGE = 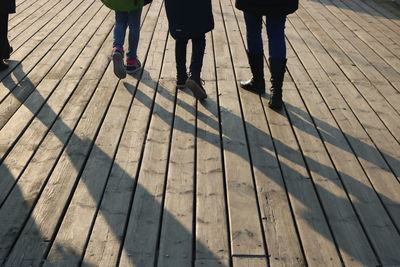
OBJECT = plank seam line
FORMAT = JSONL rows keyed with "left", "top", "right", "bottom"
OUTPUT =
{"left": 231, "top": 254, "right": 268, "bottom": 258}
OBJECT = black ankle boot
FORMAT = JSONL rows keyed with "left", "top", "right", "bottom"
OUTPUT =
{"left": 176, "top": 72, "right": 188, "bottom": 89}
{"left": 0, "top": 60, "right": 9, "bottom": 71}
{"left": 268, "top": 57, "right": 287, "bottom": 110}
{"left": 186, "top": 73, "right": 207, "bottom": 100}
{"left": 240, "top": 52, "right": 265, "bottom": 94}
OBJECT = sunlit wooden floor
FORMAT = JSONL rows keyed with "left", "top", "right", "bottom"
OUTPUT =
{"left": 1, "top": 0, "right": 400, "bottom": 266}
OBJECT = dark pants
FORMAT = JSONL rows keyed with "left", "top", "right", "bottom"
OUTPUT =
{"left": 0, "top": 13, "right": 11, "bottom": 60}
{"left": 244, "top": 12, "right": 286, "bottom": 58}
{"left": 175, "top": 35, "right": 206, "bottom": 78}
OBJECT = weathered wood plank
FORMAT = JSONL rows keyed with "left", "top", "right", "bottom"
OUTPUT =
{"left": 80, "top": 2, "right": 166, "bottom": 266}
{"left": 293, "top": 2, "right": 400, "bottom": 228}
{"left": 156, "top": 39, "right": 196, "bottom": 267}
{"left": 232, "top": 4, "right": 343, "bottom": 267}
{"left": 0, "top": 4, "right": 109, "bottom": 203}
{"left": 222, "top": 1, "right": 305, "bottom": 266}
{"left": 194, "top": 31, "right": 230, "bottom": 267}
{"left": 232, "top": 257, "right": 268, "bottom": 267}
{"left": 3, "top": 24, "right": 118, "bottom": 267}
{"left": 44, "top": 2, "right": 160, "bottom": 267}
{"left": 0, "top": 0, "right": 98, "bottom": 119}
{"left": 0, "top": 0, "right": 92, "bottom": 83}
{"left": 118, "top": 6, "right": 175, "bottom": 267}
{"left": 212, "top": 0, "right": 266, "bottom": 257}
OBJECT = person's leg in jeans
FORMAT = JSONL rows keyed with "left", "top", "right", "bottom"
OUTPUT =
{"left": 244, "top": 12, "right": 263, "bottom": 54}
{"left": 112, "top": 11, "right": 128, "bottom": 78}
{"left": 265, "top": 16, "right": 286, "bottom": 58}
{"left": 126, "top": 8, "right": 142, "bottom": 73}
{"left": 186, "top": 34, "right": 207, "bottom": 100}
{"left": 175, "top": 37, "right": 189, "bottom": 88}
{"left": 240, "top": 12, "right": 265, "bottom": 94}
{"left": 266, "top": 16, "right": 287, "bottom": 109}
{"left": 113, "top": 11, "right": 128, "bottom": 51}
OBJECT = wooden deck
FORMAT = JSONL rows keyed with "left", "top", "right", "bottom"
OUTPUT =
{"left": 0, "top": 0, "right": 400, "bottom": 266}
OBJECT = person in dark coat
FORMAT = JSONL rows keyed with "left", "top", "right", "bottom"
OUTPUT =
{"left": 165, "top": 0, "right": 214, "bottom": 100}
{"left": 236, "top": 0, "right": 298, "bottom": 109}
{"left": 0, "top": 0, "right": 16, "bottom": 71}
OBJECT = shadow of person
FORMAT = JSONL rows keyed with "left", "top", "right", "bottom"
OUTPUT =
{"left": 131, "top": 67, "right": 400, "bottom": 265}
{"left": 0, "top": 64, "right": 227, "bottom": 266}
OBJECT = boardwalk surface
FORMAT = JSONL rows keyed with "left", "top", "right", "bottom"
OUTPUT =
{"left": 1, "top": 0, "right": 400, "bottom": 266}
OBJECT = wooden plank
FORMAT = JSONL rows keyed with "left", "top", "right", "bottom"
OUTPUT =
{"left": 44, "top": 2, "right": 161, "bottom": 266}
{"left": 293, "top": 5, "right": 400, "bottom": 144}
{"left": 156, "top": 39, "right": 196, "bottom": 267}
{"left": 232, "top": 257, "right": 267, "bottom": 267}
{"left": 2, "top": 26, "right": 118, "bottom": 267}
{"left": 9, "top": 0, "right": 61, "bottom": 34}
{"left": 221, "top": 1, "right": 305, "bottom": 266}
{"left": 9, "top": 0, "right": 86, "bottom": 58}
{"left": 212, "top": 0, "right": 266, "bottom": 257}
{"left": 336, "top": 0, "right": 400, "bottom": 50}
{"left": 0, "top": 0, "right": 92, "bottom": 82}
{"left": 284, "top": 20, "right": 379, "bottom": 266}
{"left": 359, "top": 0, "right": 400, "bottom": 30}
{"left": 196, "top": 259, "right": 230, "bottom": 267}
{"left": 293, "top": 2, "right": 400, "bottom": 225}
{"left": 44, "top": 66, "right": 133, "bottom": 266}
{"left": 0, "top": 7, "right": 113, "bottom": 252}
{"left": 81, "top": 3, "right": 167, "bottom": 266}
{"left": 117, "top": 7, "right": 176, "bottom": 267}
{"left": 232, "top": 4, "right": 343, "bottom": 266}
{"left": 317, "top": 0, "right": 400, "bottom": 78}
{"left": 297, "top": 1, "right": 400, "bottom": 177}
{"left": 0, "top": 4, "right": 110, "bottom": 204}
{"left": 0, "top": 0, "right": 97, "bottom": 116}
{"left": 194, "top": 30, "right": 230, "bottom": 267}
{"left": 299, "top": 0, "right": 400, "bottom": 112}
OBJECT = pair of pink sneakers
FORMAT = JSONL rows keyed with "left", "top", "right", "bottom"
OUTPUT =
{"left": 111, "top": 47, "right": 141, "bottom": 79}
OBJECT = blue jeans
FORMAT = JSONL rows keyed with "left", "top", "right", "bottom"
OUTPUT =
{"left": 113, "top": 8, "right": 142, "bottom": 60}
{"left": 244, "top": 12, "right": 286, "bottom": 58}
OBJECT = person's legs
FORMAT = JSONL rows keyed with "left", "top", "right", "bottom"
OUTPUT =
{"left": 186, "top": 35, "right": 207, "bottom": 100}
{"left": 240, "top": 12, "right": 265, "bottom": 94}
{"left": 113, "top": 11, "right": 128, "bottom": 50}
{"left": 0, "top": 13, "right": 10, "bottom": 71}
{"left": 112, "top": 11, "right": 128, "bottom": 78}
{"left": 126, "top": 8, "right": 142, "bottom": 61}
{"left": 266, "top": 16, "right": 287, "bottom": 109}
{"left": 266, "top": 16, "right": 286, "bottom": 58}
{"left": 189, "top": 35, "right": 206, "bottom": 78}
{"left": 244, "top": 12, "right": 263, "bottom": 54}
{"left": 175, "top": 37, "right": 189, "bottom": 88}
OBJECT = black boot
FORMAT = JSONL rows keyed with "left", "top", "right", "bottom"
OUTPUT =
{"left": 268, "top": 57, "right": 287, "bottom": 110}
{"left": 0, "top": 60, "right": 9, "bottom": 71}
{"left": 240, "top": 52, "right": 265, "bottom": 94}
{"left": 186, "top": 72, "right": 207, "bottom": 100}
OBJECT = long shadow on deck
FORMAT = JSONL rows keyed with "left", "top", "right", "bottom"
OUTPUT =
{"left": 131, "top": 69, "right": 400, "bottom": 265}
{"left": 1, "top": 50, "right": 400, "bottom": 266}
{"left": 0, "top": 64, "right": 226, "bottom": 266}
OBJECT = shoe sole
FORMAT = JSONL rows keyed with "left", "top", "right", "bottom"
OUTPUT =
{"left": 112, "top": 52, "right": 126, "bottom": 79}
{"left": 185, "top": 79, "right": 207, "bottom": 100}
{"left": 176, "top": 83, "right": 186, "bottom": 89}
{"left": 126, "top": 64, "right": 141, "bottom": 74}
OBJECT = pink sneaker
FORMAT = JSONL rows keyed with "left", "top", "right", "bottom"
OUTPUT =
{"left": 126, "top": 58, "right": 141, "bottom": 74}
